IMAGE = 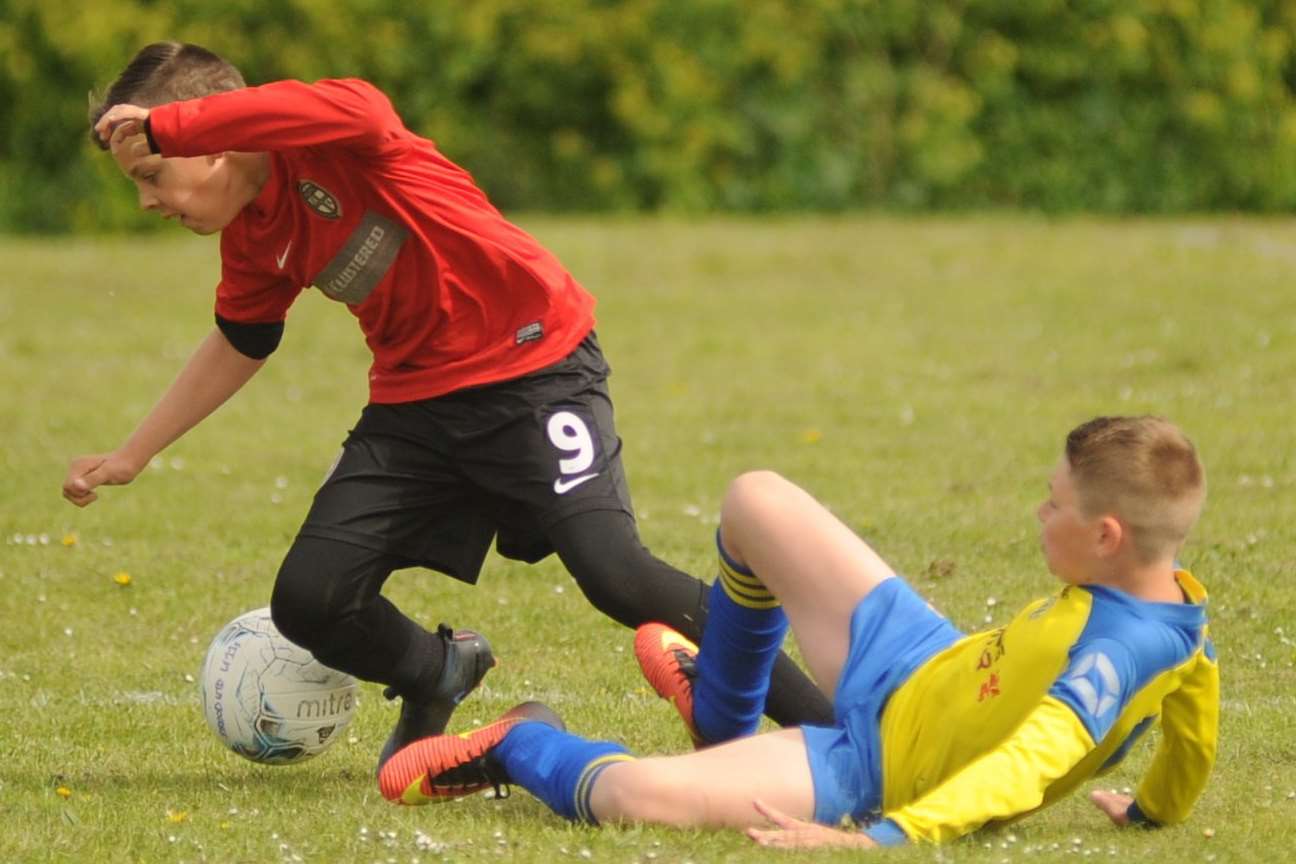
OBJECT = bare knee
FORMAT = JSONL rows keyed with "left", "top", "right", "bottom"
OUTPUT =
{"left": 720, "top": 470, "right": 792, "bottom": 559}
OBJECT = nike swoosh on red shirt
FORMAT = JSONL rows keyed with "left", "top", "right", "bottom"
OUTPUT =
{"left": 275, "top": 241, "right": 293, "bottom": 269}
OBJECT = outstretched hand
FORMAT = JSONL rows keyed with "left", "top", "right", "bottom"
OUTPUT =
{"left": 63, "top": 452, "right": 144, "bottom": 507}
{"left": 1089, "top": 789, "right": 1134, "bottom": 827}
{"left": 746, "top": 799, "right": 878, "bottom": 849}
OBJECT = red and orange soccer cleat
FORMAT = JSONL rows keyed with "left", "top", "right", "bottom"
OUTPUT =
{"left": 634, "top": 622, "right": 705, "bottom": 747}
{"left": 378, "top": 701, "right": 564, "bottom": 806}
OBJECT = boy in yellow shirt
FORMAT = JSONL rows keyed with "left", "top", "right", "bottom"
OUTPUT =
{"left": 377, "top": 415, "right": 1217, "bottom": 848}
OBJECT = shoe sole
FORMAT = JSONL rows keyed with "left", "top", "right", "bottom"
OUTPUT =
{"left": 634, "top": 623, "right": 704, "bottom": 747}
{"left": 378, "top": 701, "right": 563, "bottom": 806}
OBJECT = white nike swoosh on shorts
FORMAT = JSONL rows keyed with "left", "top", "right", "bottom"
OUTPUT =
{"left": 275, "top": 241, "right": 293, "bottom": 269}
{"left": 553, "top": 473, "right": 600, "bottom": 494}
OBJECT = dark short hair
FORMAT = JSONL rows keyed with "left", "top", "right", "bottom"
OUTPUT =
{"left": 89, "top": 42, "right": 245, "bottom": 149}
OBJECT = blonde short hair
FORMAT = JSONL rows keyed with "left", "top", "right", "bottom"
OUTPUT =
{"left": 1066, "top": 416, "right": 1206, "bottom": 563}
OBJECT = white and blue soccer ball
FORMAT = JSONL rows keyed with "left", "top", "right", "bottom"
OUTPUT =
{"left": 200, "top": 607, "right": 358, "bottom": 765}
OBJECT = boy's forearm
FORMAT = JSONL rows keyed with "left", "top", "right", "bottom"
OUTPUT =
{"left": 1132, "top": 663, "right": 1219, "bottom": 824}
{"left": 149, "top": 79, "right": 389, "bottom": 157}
{"left": 117, "top": 327, "right": 265, "bottom": 466}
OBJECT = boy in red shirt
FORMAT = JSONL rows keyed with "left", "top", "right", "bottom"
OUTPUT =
{"left": 67, "top": 42, "right": 830, "bottom": 769}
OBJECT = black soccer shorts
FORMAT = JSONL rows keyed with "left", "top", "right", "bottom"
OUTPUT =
{"left": 294, "top": 333, "right": 636, "bottom": 583}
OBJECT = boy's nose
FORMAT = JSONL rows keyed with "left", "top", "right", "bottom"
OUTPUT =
{"left": 137, "top": 188, "right": 160, "bottom": 211}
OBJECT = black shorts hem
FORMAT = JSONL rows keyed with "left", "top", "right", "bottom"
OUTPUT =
{"left": 295, "top": 525, "right": 483, "bottom": 585}
{"left": 536, "top": 494, "right": 634, "bottom": 531}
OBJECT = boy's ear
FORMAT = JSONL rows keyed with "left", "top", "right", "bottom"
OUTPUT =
{"left": 1094, "top": 514, "right": 1124, "bottom": 558}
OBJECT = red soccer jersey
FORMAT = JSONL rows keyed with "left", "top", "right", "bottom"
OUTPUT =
{"left": 146, "top": 79, "right": 596, "bottom": 403}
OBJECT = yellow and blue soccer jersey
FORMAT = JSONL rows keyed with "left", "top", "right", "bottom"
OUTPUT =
{"left": 863, "top": 570, "right": 1218, "bottom": 844}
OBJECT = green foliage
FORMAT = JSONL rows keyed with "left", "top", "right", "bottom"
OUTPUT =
{"left": 5, "top": 0, "right": 1296, "bottom": 229}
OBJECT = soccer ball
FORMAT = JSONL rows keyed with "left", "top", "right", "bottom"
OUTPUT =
{"left": 199, "top": 607, "right": 358, "bottom": 765}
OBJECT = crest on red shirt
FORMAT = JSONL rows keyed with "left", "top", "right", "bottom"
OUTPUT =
{"left": 298, "top": 180, "right": 342, "bottom": 220}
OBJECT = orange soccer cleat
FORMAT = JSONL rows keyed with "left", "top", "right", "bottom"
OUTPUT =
{"left": 634, "top": 622, "right": 706, "bottom": 747}
{"left": 378, "top": 701, "right": 564, "bottom": 806}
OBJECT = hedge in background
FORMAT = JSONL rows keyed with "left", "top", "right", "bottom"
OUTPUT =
{"left": 4, "top": 0, "right": 1296, "bottom": 230}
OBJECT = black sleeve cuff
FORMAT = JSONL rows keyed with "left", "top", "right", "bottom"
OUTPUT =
{"left": 216, "top": 314, "right": 284, "bottom": 359}
{"left": 143, "top": 117, "right": 160, "bottom": 155}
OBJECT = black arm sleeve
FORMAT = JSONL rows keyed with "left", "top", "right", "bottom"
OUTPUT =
{"left": 142, "top": 116, "right": 161, "bottom": 155}
{"left": 216, "top": 314, "right": 284, "bottom": 360}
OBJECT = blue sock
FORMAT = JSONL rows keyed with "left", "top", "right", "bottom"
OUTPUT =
{"left": 692, "top": 533, "right": 788, "bottom": 742}
{"left": 493, "top": 721, "right": 634, "bottom": 823}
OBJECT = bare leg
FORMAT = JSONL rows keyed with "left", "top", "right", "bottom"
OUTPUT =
{"left": 718, "top": 471, "right": 897, "bottom": 696}
{"left": 590, "top": 728, "right": 814, "bottom": 828}
{"left": 586, "top": 472, "right": 891, "bottom": 830}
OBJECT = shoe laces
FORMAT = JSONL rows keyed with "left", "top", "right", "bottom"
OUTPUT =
{"left": 671, "top": 647, "right": 698, "bottom": 684}
{"left": 432, "top": 752, "right": 512, "bottom": 799}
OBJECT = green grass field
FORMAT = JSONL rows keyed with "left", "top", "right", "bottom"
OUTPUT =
{"left": 1, "top": 217, "right": 1294, "bottom": 863}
